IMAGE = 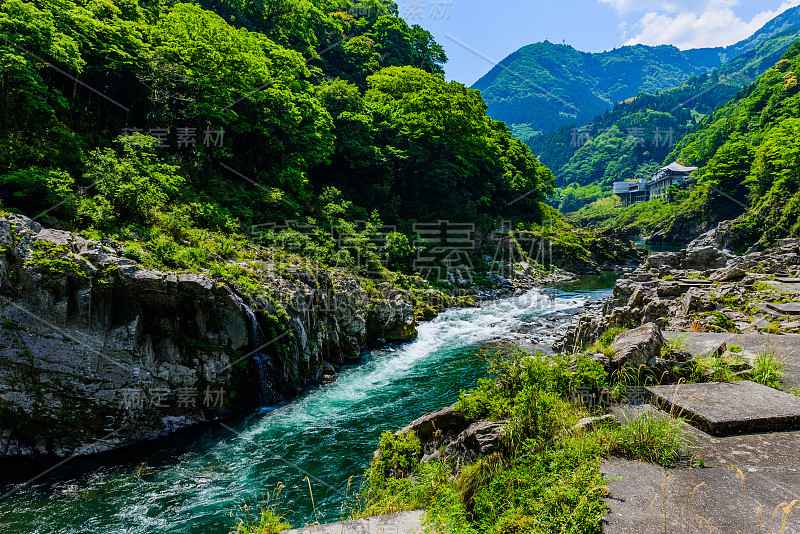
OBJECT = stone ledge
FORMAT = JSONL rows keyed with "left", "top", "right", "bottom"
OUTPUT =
{"left": 284, "top": 510, "right": 424, "bottom": 534}
{"left": 647, "top": 381, "right": 800, "bottom": 436}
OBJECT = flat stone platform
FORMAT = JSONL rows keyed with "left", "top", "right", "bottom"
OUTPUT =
{"left": 767, "top": 302, "right": 800, "bottom": 316}
{"left": 284, "top": 510, "right": 424, "bottom": 533}
{"left": 647, "top": 381, "right": 800, "bottom": 436}
{"left": 603, "top": 456, "right": 800, "bottom": 534}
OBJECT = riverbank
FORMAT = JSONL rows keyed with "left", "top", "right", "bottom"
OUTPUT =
{"left": 0, "top": 268, "right": 620, "bottom": 534}
{"left": 361, "top": 236, "right": 800, "bottom": 534}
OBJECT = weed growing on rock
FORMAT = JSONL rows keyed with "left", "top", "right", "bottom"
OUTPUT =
{"left": 360, "top": 348, "right": 696, "bottom": 533}
{"left": 749, "top": 350, "right": 788, "bottom": 389}
{"left": 614, "top": 412, "right": 690, "bottom": 466}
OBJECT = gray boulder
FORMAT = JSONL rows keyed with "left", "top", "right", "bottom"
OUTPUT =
{"left": 682, "top": 246, "right": 728, "bottom": 270}
{"left": 645, "top": 252, "right": 681, "bottom": 271}
{"left": 611, "top": 323, "right": 664, "bottom": 371}
{"left": 556, "top": 313, "right": 610, "bottom": 353}
{"left": 710, "top": 266, "right": 746, "bottom": 282}
{"left": 453, "top": 421, "right": 506, "bottom": 456}
{"left": 395, "top": 403, "right": 470, "bottom": 441}
{"left": 687, "top": 220, "right": 733, "bottom": 250}
{"left": 679, "top": 287, "right": 710, "bottom": 317}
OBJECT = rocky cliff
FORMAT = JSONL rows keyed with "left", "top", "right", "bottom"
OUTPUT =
{"left": 0, "top": 215, "right": 417, "bottom": 457}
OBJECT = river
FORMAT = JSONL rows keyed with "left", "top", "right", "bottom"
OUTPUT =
{"left": 0, "top": 274, "right": 619, "bottom": 534}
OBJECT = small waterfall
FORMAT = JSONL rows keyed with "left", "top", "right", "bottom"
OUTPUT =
{"left": 252, "top": 354, "right": 272, "bottom": 405}
{"left": 231, "top": 293, "right": 271, "bottom": 404}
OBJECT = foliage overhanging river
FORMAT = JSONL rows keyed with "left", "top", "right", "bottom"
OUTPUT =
{"left": 0, "top": 273, "right": 620, "bottom": 534}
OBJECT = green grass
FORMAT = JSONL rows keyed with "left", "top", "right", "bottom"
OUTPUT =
{"left": 753, "top": 280, "right": 777, "bottom": 293}
{"left": 231, "top": 509, "right": 290, "bottom": 534}
{"left": 587, "top": 327, "right": 628, "bottom": 357}
{"left": 359, "top": 349, "right": 696, "bottom": 534}
{"left": 749, "top": 350, "right": 787, "bottom": 389}
{"left": 661, "top": 333, "right": 688, "bottom": 357}
{"left": 230, "top": 485, "right": 291, "bottom": 534}
{"left": 614, "top": 412, "right": 690, "bottom": 466}
{"left": 691, "top": 353, "right": 738, "bottom": 382}
{"left": 712, "top": 311, "right": 737, "bottom": 333}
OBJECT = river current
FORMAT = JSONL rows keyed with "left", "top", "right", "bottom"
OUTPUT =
{"left": 0, "top": 273, "right": 619, "bottom": 534}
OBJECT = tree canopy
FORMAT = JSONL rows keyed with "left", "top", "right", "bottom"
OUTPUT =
{"left": 0, "top": 0, "right": 553, "bottom": 246}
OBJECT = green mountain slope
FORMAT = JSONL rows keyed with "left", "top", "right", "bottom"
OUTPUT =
{"left": 474, "top": 6, "right": 800, "bottom": 137}
{"left": 572, "top": 40, "right": 800, "bottom": 250}
{"left": 530, "top": 25, "right": 800, "bottom": 214}
{"left": 472, "top": 42, "right": 713, "bottom": 134}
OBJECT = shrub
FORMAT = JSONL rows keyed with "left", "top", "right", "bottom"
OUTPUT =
{"left": 370, "top": 431, "right": 422, "bottom": 480}
{"left": 712, "top": 311, "right": 736, "bottom": 332}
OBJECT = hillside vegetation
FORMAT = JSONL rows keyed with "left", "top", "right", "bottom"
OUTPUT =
{"left": 0, "top": 0, "right": 560, "bottom": 277}
{"left": 529, "top": 24, "right": 800, "bottom": 214}
{"left": 572, "top": 40, "right": 800, "bottom": 250}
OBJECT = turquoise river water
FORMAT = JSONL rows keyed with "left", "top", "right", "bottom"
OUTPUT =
{"left": 0, "top": 273, "right": 620, "bottom": 534}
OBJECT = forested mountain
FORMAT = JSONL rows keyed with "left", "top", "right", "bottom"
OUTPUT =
{"left": 0, "top": 0, "right": 555, "bottom": 272}
{"left": 473, "top": 6, "right": 800, "bottom": 138}
{"left": 528, "top": 23, "right": 800, "bottom": 214}
{"left": 571, "top": 40, "right": 800, "bottom": 250}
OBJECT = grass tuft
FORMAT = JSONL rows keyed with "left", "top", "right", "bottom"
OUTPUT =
{"left": 230, "top": 484, "right": 291, "bottom": 534}
{"left": 614, "top": 412, "right": 691, "bottom": 467}
{"left": 749, "top": 350, "right": 788, "bottom": 390}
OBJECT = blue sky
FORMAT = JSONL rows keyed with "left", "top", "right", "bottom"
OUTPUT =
{"left": 399, "top": 0, "right": 800, "bottom": 86}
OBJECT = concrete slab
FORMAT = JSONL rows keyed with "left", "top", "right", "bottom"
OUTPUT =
{"left": 606, "top": 393, "right": 800, "bottom": 533}
{"left": 767, "top": 302, "right": 800, "bottom": 316}
{"left": 284, "top": 511, "right": 425, "bottom": 534}
{"left": 764, "top": 280, "right": 800, "bottom": 294}
{"left": 602, "top": 458, "right": 800, "bottom": 534}
{"left": 648, "top": 381, "right": 800, "bottom": 436}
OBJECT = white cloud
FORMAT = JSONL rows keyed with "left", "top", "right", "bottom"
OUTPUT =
{"left": 617, "top": 0, "right": 800, "bottom": 49}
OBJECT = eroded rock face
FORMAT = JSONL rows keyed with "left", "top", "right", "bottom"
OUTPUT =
{"left": 391, "top": 402, "right": 505, "bottom": 473}
{"left": 368, "top": 285, "right": 417, "bottom": 344}
{"left": 449, "top": 421, "right": 506, "bottom": 456}
{"left": 555, "top": 313, "right": 610, "bottom": 354}
{"left": 0, "top": 215, "right": 417, "bottom": 457}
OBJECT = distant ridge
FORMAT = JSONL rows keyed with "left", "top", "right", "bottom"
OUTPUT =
{"left": 472, "top": 5, "right": 800, "bottom": 137}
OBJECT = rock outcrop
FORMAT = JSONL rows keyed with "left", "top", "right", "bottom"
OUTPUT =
{"left": 393, "top": 402, "right": 506, "bottom": 471}
{"left": 395, "top": 403, "right": 470, "bottom": 441}
{"left": 447, "top": 420, "right": 506, "bottom": 457}
{"left": 0, "top": 215, "right": 417, "bottom": 457}
{"left": 610, "top": 323, "right": 664, "bottom": 371}
{"left": 556, "top": 236, "right": 800, "bottom": 358}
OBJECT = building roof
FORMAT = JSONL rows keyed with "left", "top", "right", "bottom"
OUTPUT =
{"left": 663, "top": 162, "right": 698, "bottom": 173}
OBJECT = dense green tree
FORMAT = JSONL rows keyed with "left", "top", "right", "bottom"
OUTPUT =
{"left": 0, "top": 0, "right": 552, "bottom": 260}
{"left": 79, "top": 134, "right": 185, "bottom": 231}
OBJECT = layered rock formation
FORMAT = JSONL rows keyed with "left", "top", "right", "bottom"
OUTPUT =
{"left": 0, "top": 215, "right": 417, "bottom": 457}
{"left": 559, "top": 237, "right": 800, "bottom": 355}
